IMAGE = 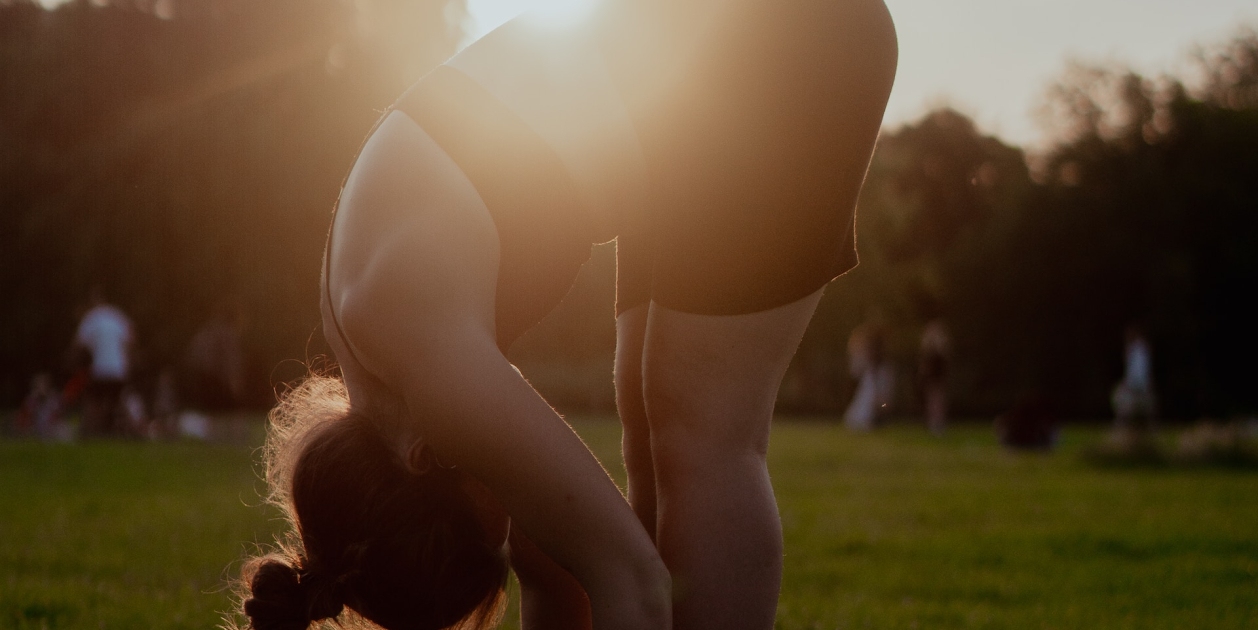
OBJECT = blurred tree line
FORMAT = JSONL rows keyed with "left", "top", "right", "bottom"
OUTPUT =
{"left": 2, "top": 1, "right": 1255, "bottom": 419}
{"left": 1, "top": 0, "right": 465, "bottom": 405}
{"left": 796, "top": 29, "right": 1258, "bottom": 419}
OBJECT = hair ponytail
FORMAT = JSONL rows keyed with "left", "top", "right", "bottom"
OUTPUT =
{"left": 226, "top": 375, "right": 507, "bottom": 630}
{"left": 244, "top": 558, "right": 345, "bottom": 630}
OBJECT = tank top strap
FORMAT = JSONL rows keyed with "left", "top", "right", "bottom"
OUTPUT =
{"left": 322, "top": 207, "right": 372, "bottom": 372}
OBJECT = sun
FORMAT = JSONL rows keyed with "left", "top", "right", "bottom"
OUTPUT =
{"left": 467, "top": 0, "right": 604, "bottom": 37}
{"left": 526, "top": 0, "right": 602, "bottom": 26}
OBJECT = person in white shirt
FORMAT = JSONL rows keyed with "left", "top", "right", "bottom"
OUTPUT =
{"left": 74, "top": 287, "right": 134, "bottom": 436}
{"left": 1111, "top": 324, "right": 1156, "bottom": 430}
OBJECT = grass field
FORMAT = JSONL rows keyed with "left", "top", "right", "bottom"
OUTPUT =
{"left": 2, "top": 418, "right": 1255, "bottom": 629}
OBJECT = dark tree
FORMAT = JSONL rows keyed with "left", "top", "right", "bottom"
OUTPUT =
{"left": 0, "top": 0, "right": 465, "bottom": 404}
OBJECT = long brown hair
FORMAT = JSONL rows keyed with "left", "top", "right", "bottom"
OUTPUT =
{"left": 225, "top": 376, "right": 507, "bottom": 630}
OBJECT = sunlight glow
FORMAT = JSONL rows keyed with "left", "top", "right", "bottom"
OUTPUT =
{"left": 466, "top": 0, "right": 603, "bottom": 38}
{"left": 34, "top": 0, "right": 1256, "bottom": 149}
{"left": 468, "top": 0, "right": 1254, "bottom": 148}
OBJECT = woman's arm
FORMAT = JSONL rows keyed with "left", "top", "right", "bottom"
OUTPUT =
{"left": 386, "top": 335, "right": 669, "bottom": 630}
{"left": 329, "top": 111, "right": 670, "bottom": 630}
{"left": 510, "top": 526, "right": 592, "bottom": 630}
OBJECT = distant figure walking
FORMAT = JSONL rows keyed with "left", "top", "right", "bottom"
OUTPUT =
{"left": 183, "top": 303, "right": 247, "bottom": 412}
{"left": 17, "top": 372, "right": 63, "bottom": 440}
{"left": 1111, "top": 325, "right": 1156, "bottom": 431}
{"left": 150, "top": 367, "right": 181, "bottom": 439}
{"left": 919, "top": 318, "right": 950, "bottom": 436}
{"left": 73, "top": 287, "right": 134, "bottom": 437}
{"left": 845, "top": 315, "right": 894, "bottom": 431}
{"left": 996, "top": 394, "right": 1058, "bottom": 450}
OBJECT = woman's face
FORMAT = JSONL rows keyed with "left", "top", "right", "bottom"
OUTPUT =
{"left": 403, "top": 439, "right": 509, "bottom": 549}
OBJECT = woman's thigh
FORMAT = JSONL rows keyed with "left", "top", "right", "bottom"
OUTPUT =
{"left": 640, "top": 289, "right": 824, "bottom": 455}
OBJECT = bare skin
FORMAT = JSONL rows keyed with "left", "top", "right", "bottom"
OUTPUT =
{"left": 323, "top": 110, "right": 669, "bottom": 630}
{"left": 510, "top": 526, "right": 594, "bottom": 630}
{"left": 615, "top": 305, "right": 656, "bottom": 538}
{"left": 615, "top": 292, "right": 823, "bottom": 630}
{"left": 606, "top": 0, "right": 896, "bottom": 625}
{"left": 324, "top": 1, "right": 896, "bottom": 626}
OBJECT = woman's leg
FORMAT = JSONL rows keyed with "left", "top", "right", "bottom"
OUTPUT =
{"left": 615, "top": 303, "right": 657, "bottom": 539}
{"left": 641, "top": 290, "right": 823, "bottom": 630}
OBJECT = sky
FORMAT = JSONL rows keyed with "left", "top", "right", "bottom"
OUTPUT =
{"left": 466, "top": 0, "right": 1256, "bottom": 148}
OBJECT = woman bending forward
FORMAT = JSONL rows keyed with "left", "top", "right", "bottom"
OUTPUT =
{"left": 234, "top": 1, "right": 896, "bottom": 629}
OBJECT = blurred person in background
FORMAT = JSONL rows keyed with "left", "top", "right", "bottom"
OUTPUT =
{"left": 844, "top": 311, "right": 895, "bottom": 431}
{"left": 16, "top": 372, "right": 63, "bottom": 440}
{"left": 73, "top": 286, "right": 134, "bottom": 437}
{"left": 183, "top": 302, "right": 247, "bottom": 413}
{"left": 233, "top": 1, "right": 898, "bottom": 629}
{"left": 1111, "top": 324, "right": 1156, "bottom": 432}
{"left": 919, "top": 318, "right": 950, "bottom": 436}
{"left": 996, "top": 393, "right": 1058, "bottom": 450}
{"left": 119, "top": 384, "right": 151, "bottom": 438}
{"left": 150, "top": 367, "right": 181, "bottom": 439}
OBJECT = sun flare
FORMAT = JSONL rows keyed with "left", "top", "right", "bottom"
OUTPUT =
{"left": 468, "top": 0, "right": 603, "bottom": 37}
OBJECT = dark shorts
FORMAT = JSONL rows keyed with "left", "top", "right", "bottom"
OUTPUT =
{"left": 86, "top": 378, "right": 125, "bottom": 401}
{"left": 397, "top": 66, "right": 595, "bottom": 349}
{"left": 395, "top": 0, "right": 896, "bottom": 347}
{"left": 84, "top": 378, "right": 125, "bottom": 435}
{"left": 601, "top": 0, "right": 896, "bottom": 316}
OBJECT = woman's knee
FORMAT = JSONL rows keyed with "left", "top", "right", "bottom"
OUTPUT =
{"left": 647, "top": 403, "right": 772, "bottom": 473}
{"left": 640, "top": 363, "right": 774, "bottom": 471}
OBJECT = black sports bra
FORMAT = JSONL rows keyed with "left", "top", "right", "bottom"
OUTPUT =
{"left": 324, "top": 64, "right": 593, "bottom": 358}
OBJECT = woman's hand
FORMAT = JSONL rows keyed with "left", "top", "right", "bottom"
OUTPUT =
{"left": 509, "top": 526, "right": 593, "bottom": 630}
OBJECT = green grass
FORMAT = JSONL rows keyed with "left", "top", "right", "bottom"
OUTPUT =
{"left": 0, "top": 438, "right": 274, "bottom": 630}
{"left": 1, "top": 419, "right": 1255, "bottom": 629}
